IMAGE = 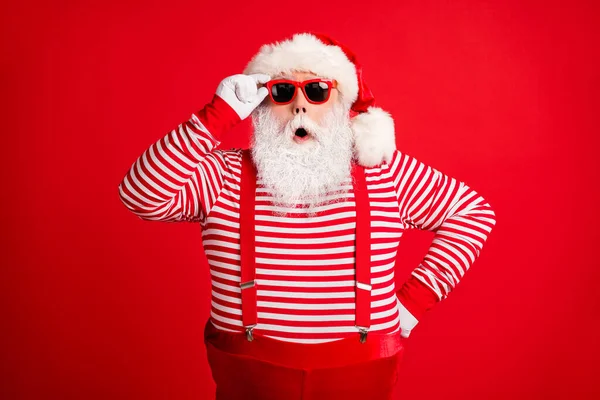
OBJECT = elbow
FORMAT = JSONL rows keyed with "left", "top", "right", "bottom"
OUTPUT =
{"left": 479, "top": 198, "right": 497, "bottom": 240}
{"left": 118, "top": 181, "right": 178, "bottom": 222}
{"left": 118, "top": 181, "right": 142, "bottom": 216}
{"left": 118, "top": 181, "right": 154, "bottom": 220}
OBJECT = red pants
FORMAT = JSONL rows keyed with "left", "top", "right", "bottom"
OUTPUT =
{"left": 204, "top": 319, "right": 404, "bottom": 400}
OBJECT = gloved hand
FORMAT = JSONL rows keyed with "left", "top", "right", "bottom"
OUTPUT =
{"left": 215, "top": 73, "right": 271, "bottom": 120}
{"left": 397, "top": 298, "right": 420, "bottom": 339}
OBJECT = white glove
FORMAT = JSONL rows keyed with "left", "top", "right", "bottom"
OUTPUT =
{"left": 398, "top": 299, "right": 419, "bottom": 339}
{"left": 215, "top": 73, "right": 271, "bottom": 120}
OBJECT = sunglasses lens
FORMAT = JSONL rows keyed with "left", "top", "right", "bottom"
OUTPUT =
{"left": 304, "top": 81, "right": 330, "bottom": 103}
{"left": 271, "top": 83, "right": 296, "bottom": 103}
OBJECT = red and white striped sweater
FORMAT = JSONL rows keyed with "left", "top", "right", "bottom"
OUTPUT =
{"left": 118, "top": 94, "right": 496, "bottom": 343}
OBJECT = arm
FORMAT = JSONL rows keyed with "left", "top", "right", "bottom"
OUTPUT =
{"left": 390, "top": 150, "right": 497, "bottom": 337}
{"left": 117, "top": 74, "right": 270, "bottom": 224}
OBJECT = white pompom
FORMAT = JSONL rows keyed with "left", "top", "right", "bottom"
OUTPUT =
{"left": 351, "top": 106, "right": 397, "bottom": 167}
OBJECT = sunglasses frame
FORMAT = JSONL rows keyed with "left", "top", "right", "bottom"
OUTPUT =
{"left": 263, "top": 78, "right": 338, "bottom": 105}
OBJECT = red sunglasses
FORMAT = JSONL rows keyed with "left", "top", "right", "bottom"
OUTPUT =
{"left": 262, "top": 78, "right": 338, "bottom": 105}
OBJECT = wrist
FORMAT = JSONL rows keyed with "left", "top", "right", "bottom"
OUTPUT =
{"left": 396, "top": 274, "right": 439, "bottom": 327}
{"left": 195, "top": 94, "right": 242, "bottom": 140}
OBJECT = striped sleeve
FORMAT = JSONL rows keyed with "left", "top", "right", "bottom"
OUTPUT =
{"left": 118, "top": 94, "right": 241, "bottom": 224}
{"left": 390, "top": 150, "right": 497, "bottom": 336}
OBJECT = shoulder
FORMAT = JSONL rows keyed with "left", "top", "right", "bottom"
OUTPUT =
{"left": 202, "top": 148, "right": 243, "bottom": 178}
{"left": 363, "top": 149, "right": 404, "bottom": 176}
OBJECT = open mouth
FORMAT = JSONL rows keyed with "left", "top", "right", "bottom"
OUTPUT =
{"left": 294, "top": 127, "right": 311, "bottom": 143}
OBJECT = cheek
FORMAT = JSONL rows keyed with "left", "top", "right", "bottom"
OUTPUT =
{"left": 315, "top": 105, "right": 333, "bottom": 123}
{"left": 271, "top": 106, "right": 289, "bottom": 120}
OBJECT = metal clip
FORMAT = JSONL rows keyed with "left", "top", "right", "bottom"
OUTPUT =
{"left": 245, "top": 324, "right": 257, "bottom": 342}
{"left": 357, "top": 327, "right": 368, "bottom": 343}
{"left": 240, "top": 280, "right": 256, "bottom": 290}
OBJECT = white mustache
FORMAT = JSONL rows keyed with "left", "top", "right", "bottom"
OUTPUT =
{"left": 286, "top": 113, "right": 323, "bottom": 141}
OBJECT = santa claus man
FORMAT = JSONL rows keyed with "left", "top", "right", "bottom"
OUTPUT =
{"left": 118, "top": 32, "right": 496, "bottom": 399}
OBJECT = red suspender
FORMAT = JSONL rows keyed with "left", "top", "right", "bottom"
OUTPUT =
{"left": 240, "top": 149, "right": 258, "bottom": 341}
{"left": 352, "top": 162, "right": 372, "bottom": 343}
{"left": 239, "top": 149, "right": 372, "bottom": 343}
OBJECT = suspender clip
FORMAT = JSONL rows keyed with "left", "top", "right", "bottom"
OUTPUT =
{"left": 245, "top": 324, "right": 257, "bottom": 342}
{"left": 357, "top": 326, "right": 369, "bottom": 343}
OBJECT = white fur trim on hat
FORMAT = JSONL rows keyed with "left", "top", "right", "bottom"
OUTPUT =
{"left": 351, "top": 106, "right": 396, "bottom": 168}
{"left": 244, "top": 32, "right": 397, "bottom": 168}
{"left": 243, "top": 33, "right": 359, "bottom": 109}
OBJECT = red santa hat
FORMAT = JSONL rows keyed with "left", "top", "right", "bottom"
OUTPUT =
{"left": 243, "top": 32, "right": 396, "bottom": 168}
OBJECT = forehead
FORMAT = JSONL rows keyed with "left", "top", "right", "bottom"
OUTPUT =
{"left": 273, "top": 70, "right": 321, "bottom": 80}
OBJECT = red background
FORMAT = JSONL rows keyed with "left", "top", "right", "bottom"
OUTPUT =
{"left": 2, "top": 0, "right": 599, "bottom": 398}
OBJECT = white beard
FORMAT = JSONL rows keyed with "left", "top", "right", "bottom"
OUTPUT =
{"left": 250, "top": 102, "right": 354, "bottom": 218}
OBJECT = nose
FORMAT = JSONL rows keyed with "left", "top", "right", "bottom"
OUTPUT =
{"left": 292, "top": 87, "right": 308, "bottom": 115}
